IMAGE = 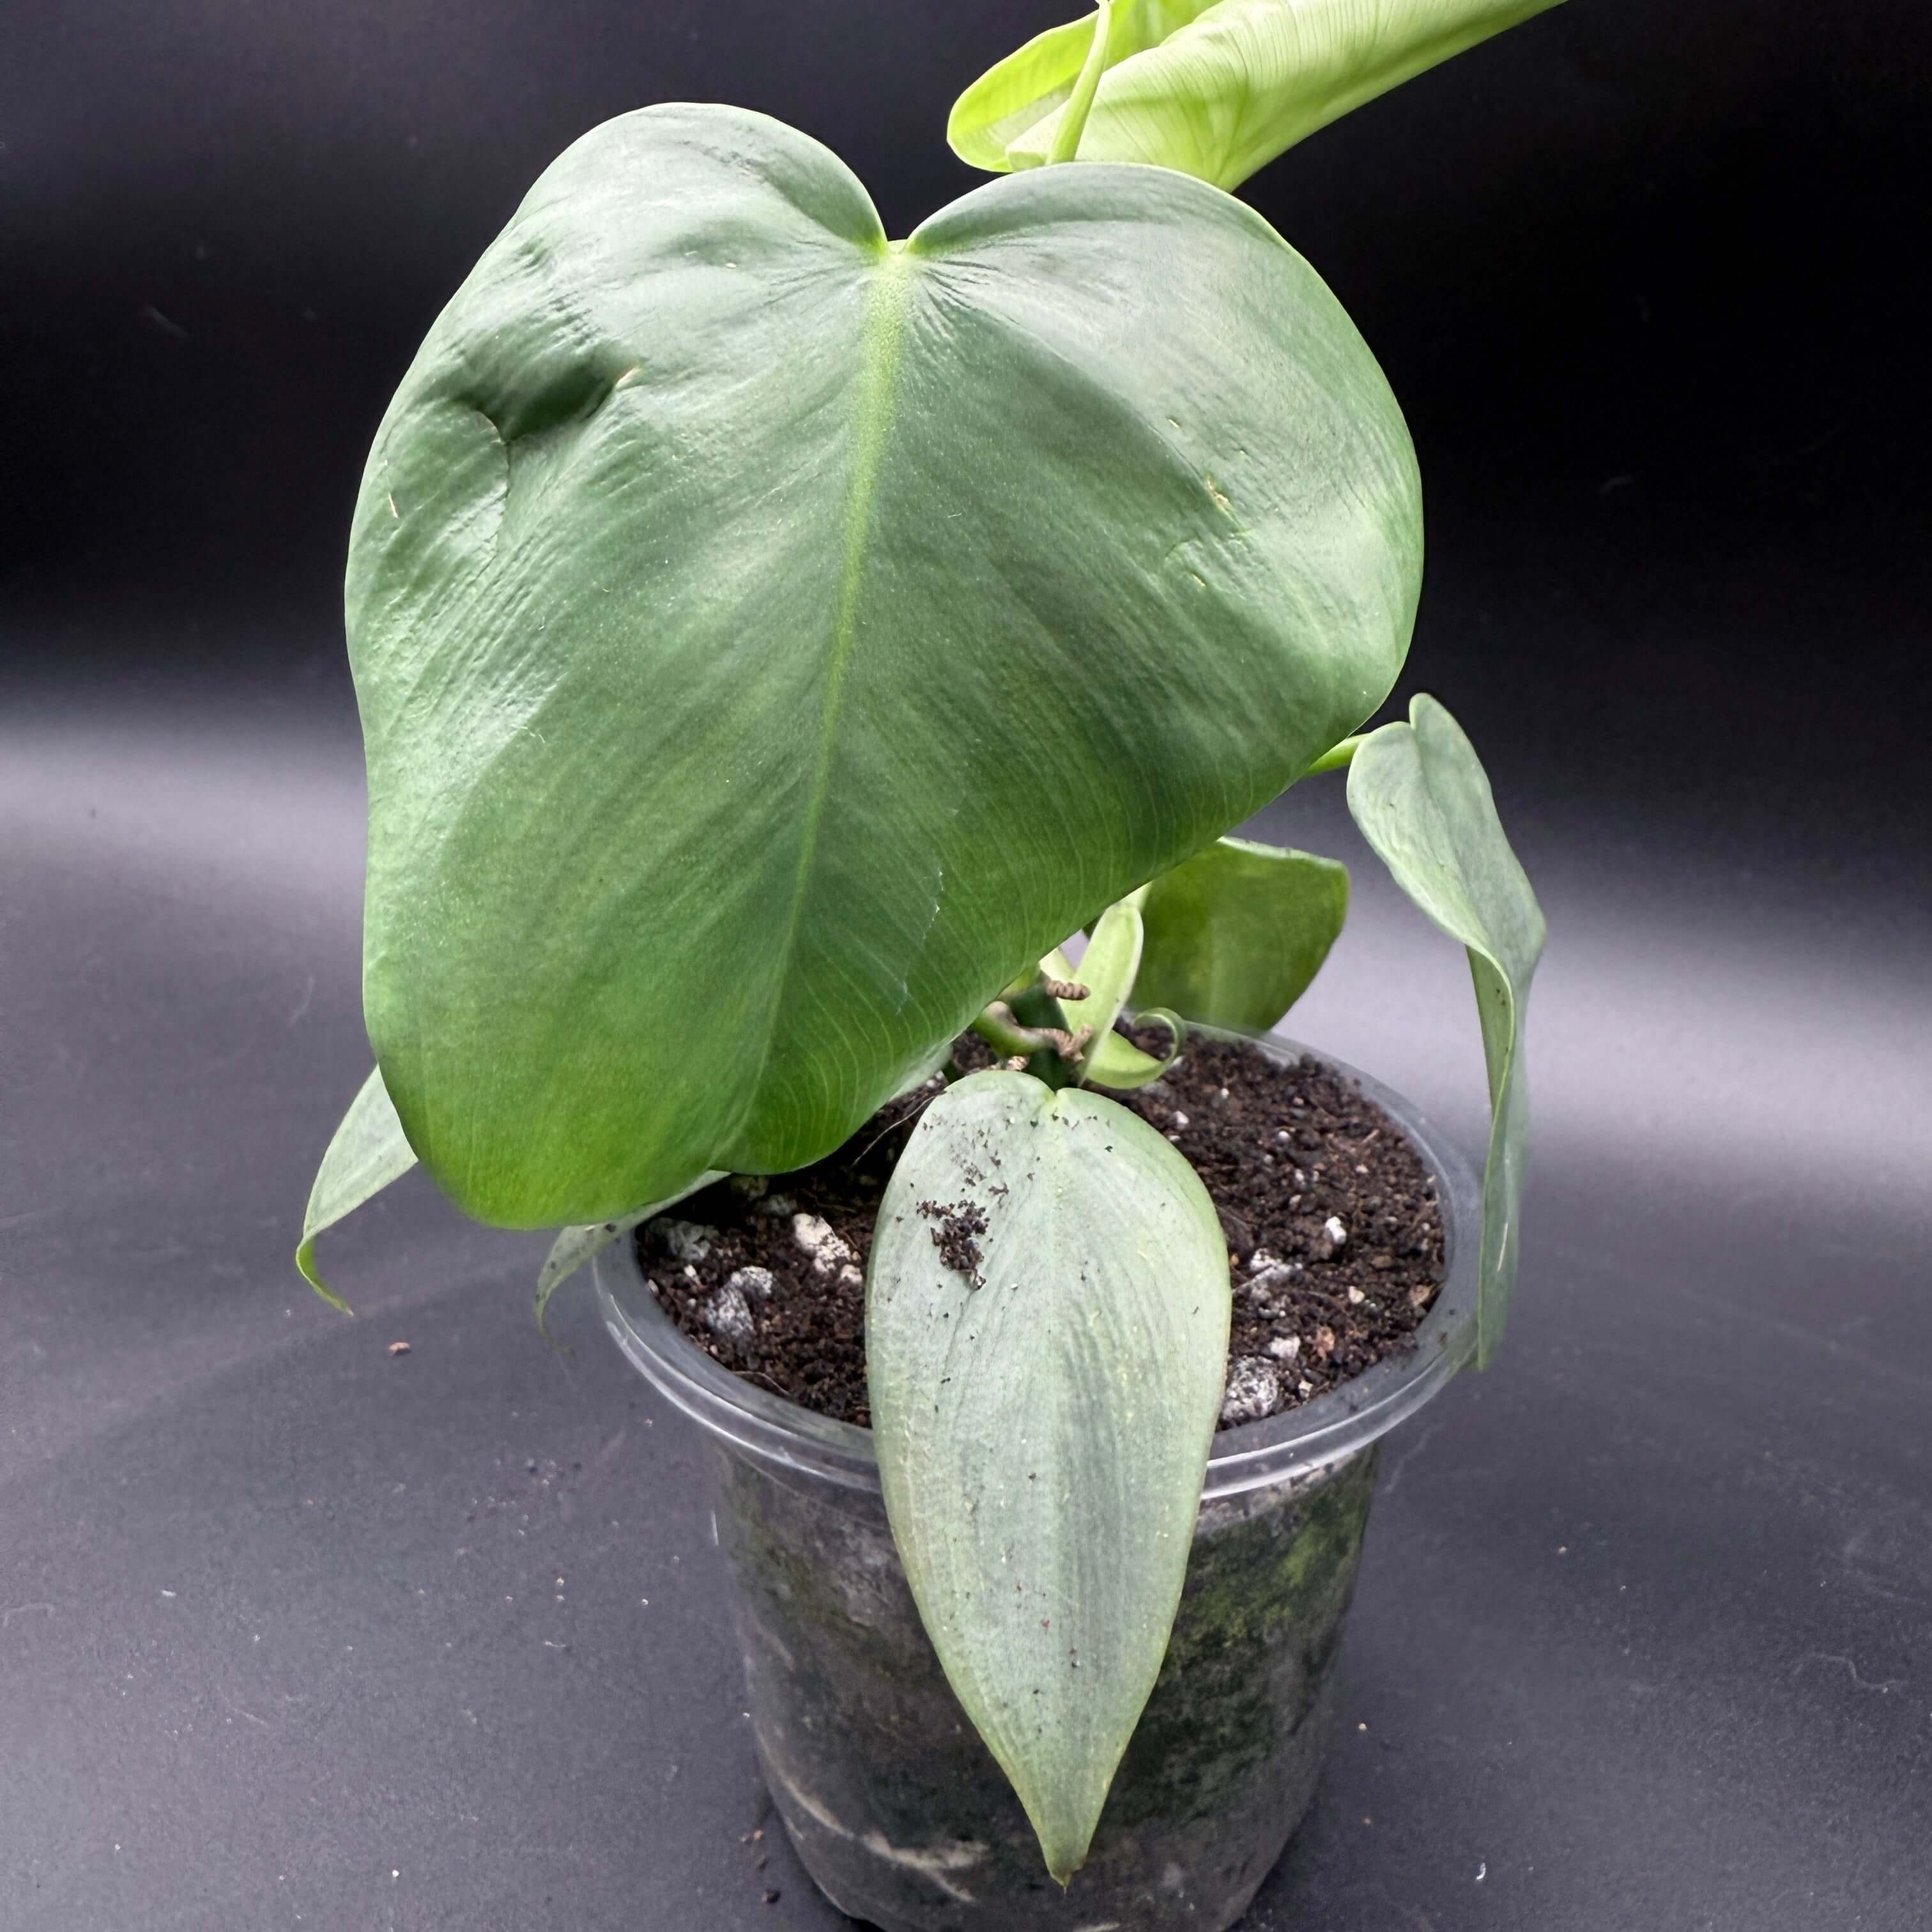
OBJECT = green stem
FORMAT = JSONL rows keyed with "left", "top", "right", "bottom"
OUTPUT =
{"left": 1046, "top": 0, "right": 1114, "bottom": 165}
{"left": 970, "top": 1003, "right": 1041, "bottom": 1061}
{"left": 1304, "top": 733, "right": 1364, "bottom": 776}
{"left": 1008, "top": 981, "right": 1082, "bottom": 1089}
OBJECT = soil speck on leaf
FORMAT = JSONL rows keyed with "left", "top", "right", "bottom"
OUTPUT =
{"left": 917, "top": 1199, "right": 988, "bottom": 1282}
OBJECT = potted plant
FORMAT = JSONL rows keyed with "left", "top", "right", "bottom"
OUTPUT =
{"left": 298, "top": 2, "right": 1558, "bottom": 1924}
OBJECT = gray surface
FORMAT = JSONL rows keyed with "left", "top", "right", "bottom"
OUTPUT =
{"left": 3, "top": 647, "right": 1929, "bottom": 1931}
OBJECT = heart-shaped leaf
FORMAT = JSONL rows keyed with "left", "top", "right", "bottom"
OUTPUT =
{"left": 868, "top": 1070, "right": 1231, "bottom": 1880}
{"left": 951, "top": 0, "right": 1567, "bottom": 190}
{"left": 1135, "top": 834, "right": 1348, "bottom": 1031}
{"left": 296, "top": 1066, "right": 417, "bottom": 1310}
{"left": 1346, "top": 695, "right": 1544, "bottom": 1363}
{"left": 349, "top": 105, "right": 1419, "bottom": 1228}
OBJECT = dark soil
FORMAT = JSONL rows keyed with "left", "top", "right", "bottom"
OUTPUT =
{"left": 638, "top": 1033, "right": 1445, "bottom": 1431}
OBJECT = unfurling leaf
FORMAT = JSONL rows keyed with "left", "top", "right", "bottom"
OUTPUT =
{"left": 1085, "top": 1010, "right": 1183, "bottom": 1089}
{"left": 1136, "top": 834, "right": 1347, "bottom": 1032}
{"left": 296, "top": 1066, "right": 418, "bottom": 1310}
{"left": 1056, "top": 891, "right": 1145, "bottom": 1079}
{"left": 950, "top": 0, "right": 1567, "bottom": 190}
{"left": 349, "top": 104, "right": 1418, "bottom": 1230}
{"left": 867, "top": 1070, "right": 1232, "bottom": 1881}
{"left": 1346, "top": 695, "right": 1544, "bottom": 1364}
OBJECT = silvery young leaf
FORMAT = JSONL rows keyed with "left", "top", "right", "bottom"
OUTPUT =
{"left": 1057, "top": 891, "right": 1144, "bottom": 1078}
{"left": 296, "top": 1066, "right": 417, "bottom": 1311}
{"left": 1135, "top": 834, "right": 1348, "bottom": 1032}
{"left": 533, "top": 1169, "right": 726, "bottom": 1336}
{"left": 348, "top": 103, "right": 1420, "bottom": 1228}
{"left": 867, "top": 1070, "right": 1231, "bottom": 1880}
{"left": 950, "top": 0, "right": 1566, "bottom": 190}
{"left": 1346, "top": 696, "right": 1544, "bottom": 1364}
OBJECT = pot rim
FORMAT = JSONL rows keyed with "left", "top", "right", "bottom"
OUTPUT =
{"left": 595, "top": 1030, "right": 1481, "bottom": 1498}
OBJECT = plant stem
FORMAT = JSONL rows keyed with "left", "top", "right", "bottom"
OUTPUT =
{"left": 1046, "top": 0, "right": 1114, "bottom": 165}
{"left": 1007, "top": 981, "right": 1083, "bottom": 1089}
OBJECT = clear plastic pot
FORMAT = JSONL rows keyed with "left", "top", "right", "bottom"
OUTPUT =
{"left": 595, "top": 1039, "right": 1479, "bottom": 1931}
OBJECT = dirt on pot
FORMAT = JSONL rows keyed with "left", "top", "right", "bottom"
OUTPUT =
{"left": 639, "top": 1033, "right": 1445, "bottom": 1429}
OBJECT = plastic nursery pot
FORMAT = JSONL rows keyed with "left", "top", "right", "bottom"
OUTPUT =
{"left": 595, "top": 1038, "right": 1478, "bottom": 1932}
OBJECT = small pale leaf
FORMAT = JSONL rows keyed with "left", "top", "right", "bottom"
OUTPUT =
{"left": 1085, "top": 1019, "right": 1181, "bottom": 1090}
{"left": 1346, "top": 694, "right": 1545, "bottom": 1363}
{"left": 296, "top": 1067, "right": 418, "bottom": 1312}
{"left": 533, "top": 1170, "right": 726, "bottom": 1335}
{"left": 1058, "top": 893, "right": 1145, "bottom": 1079}
{"left": 868, "top": 1070, "right": 1231, "bottom": 1880}
{"left": 950, "top": 0, "right": 1567, "bottom": 190}
{"left": 1136, "top": 835, "right": 1348, "bottom": 1032}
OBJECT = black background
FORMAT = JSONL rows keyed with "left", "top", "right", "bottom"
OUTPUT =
{"left": 4, "top": 4, "right": 1929, "bottom": 1929}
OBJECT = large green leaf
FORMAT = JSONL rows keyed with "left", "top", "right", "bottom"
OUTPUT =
{"left": 348, "top": 104, "right": 1420, "bottom": 1228}
{"left": 950, "top": 0, "right": 1567, "bottom": 190}
{"left": 296, "top": 1066, "right": 417, "bottom": 1311}
{"left": 1346, "top": 695, "right": 1544, "bottom": 1363}
{"left": 1135, "top": 833, "right": 1347, "bottom": 1031}
{"left": 867, "top": 1069, "right": 1231, "bottom": 1880}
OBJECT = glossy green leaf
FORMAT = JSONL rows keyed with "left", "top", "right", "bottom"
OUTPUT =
{"left": 868, "top": 1070, "right": 1231, "bottom": 1880}
{"left": 950, "top": 0, "right": 1566, "bottom": 190}
{"left": 348, "top": 104, "right": 1420, "bottom": 1229}
{"left": 1346, "top": 695, "right": 1544, "bottom": 1364}
{"left": 1135, "top": 834, "right": 1348, "bottom": 1031}
{"left": 1057, "top": 891, "right": 1144, "bottom": 1079}
{"left": 296, "top": 1066, "right": 417, "bottom": 1311}
{"left": 533, "top": 1170, "right": 726, "bottom": 1336}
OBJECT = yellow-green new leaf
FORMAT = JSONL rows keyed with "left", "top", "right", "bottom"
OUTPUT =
{"left": 868, "top": 1071, "right": 1231, "bottom": 1881}
{"left": 1058, "top": 891, "right": 1145, "bottom": 1080}
{"left": 348, "top": 105, "right": 1419, "bottom": 1229}
{"left": 951, "top": 0, "right": 1567, "bottom": 190}
{"left": 1136, "top": 834, "right": 1348, "bottom": 1031}
{"left": 1346, "top": 696, "right": 1544, "bottom": 1364}
{"left": 1085, "top": 1017, "right": 1182, "bottom": 1089}
{"left": 296, "top": 1066, "right": 418, "bottom": 1311}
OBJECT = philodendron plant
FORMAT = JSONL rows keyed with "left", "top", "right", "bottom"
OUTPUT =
{"left": 300, "top": 0, "right": 1557, "bottom": 1887}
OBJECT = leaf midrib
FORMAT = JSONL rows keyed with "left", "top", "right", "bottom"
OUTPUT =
{"left": 728, "top": 241, "right": 919, "bottom": 1161}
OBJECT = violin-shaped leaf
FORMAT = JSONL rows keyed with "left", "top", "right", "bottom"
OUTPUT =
{"left": 1135, "top": 834, "right": 1348, "bottom": 1032}
{"left": 296, "top": 1066, "right": 418, "bottom": 1310}
{"left": 1346, "top": 695, "right": 1544, "bottom": 1363}
{"left": 348, "top": 105, "right": 1419, "bottom": 1227}
{"left": 868, "top": 1069, "right": 1231, "bottom": 1880}
{"left": 950, "top": 0, "right": 1567, "bottom": 190}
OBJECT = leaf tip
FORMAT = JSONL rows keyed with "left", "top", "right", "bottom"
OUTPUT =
{"left": 296, "top": 1239, "right": 355, "bottom": 1316}
{"left": 1032, "top": 1804, "right": 1098, "bottom": 1889}
{"left": 533, "top": 1271, "right": 567, "bottom": 1347}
